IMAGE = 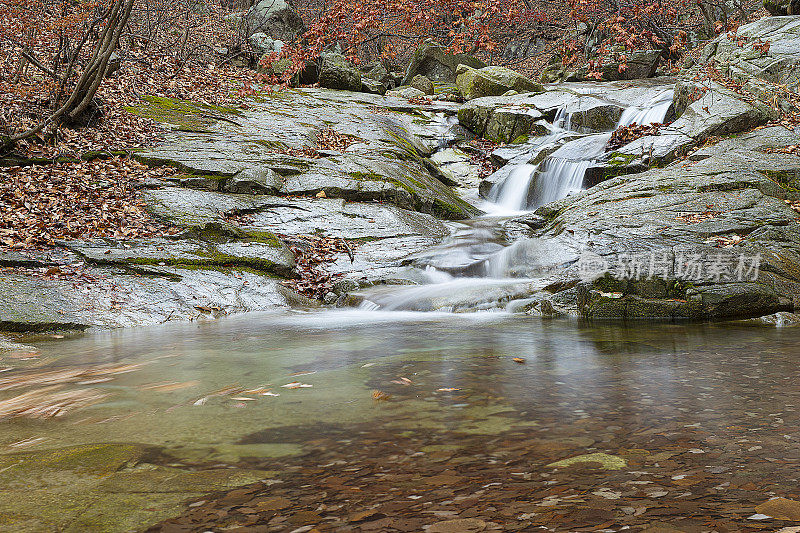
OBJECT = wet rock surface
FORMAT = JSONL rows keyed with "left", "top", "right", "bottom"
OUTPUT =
{"left": 526, "top": 126, "right": 800, "bottom": 319}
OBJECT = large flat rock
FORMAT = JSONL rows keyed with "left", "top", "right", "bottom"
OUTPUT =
{"left": 702, "top": 16, "right": 800, "bottom": 92}
{"left": 0, "top": 267, "right": 309, "bottom": 331}
{"left": 130, "top": 89, "right": 478, "bottom": 220}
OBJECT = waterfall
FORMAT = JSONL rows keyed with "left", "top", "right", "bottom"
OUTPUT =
{"left": 553, "top": 107, "right": 572, "bottom": 131}
{"left": 528, "top": 157, "right": 593, "bottom": 207}
{"left": 491, "top": 164, "right": 537, "bottom": 212}
{"left": 353, "top": 83, "right": 678, "bottom": 313}
{"left": 487, "top": 88, "right": 674, "bottom": 213}
{"left": 618, "top": 89, "right": 674, "bottom": 127}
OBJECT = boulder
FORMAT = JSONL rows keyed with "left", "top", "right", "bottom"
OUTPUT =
{"left": 387, "top": 86, "right": 426, "bottom": 99}
{"left": 546, "top": 50, "right": 661, "bottom": 83}
{"left": 105, "top": 51, "right": 121, "bottom": 77}
{"left": 258, "top": 55, "right": 291, "bottom": 78}
{"left": 410, "top": 74, "right": 435, "bottom": 95}
{"left": 318, "top": 52, "right": 362, "bottom": 92}
{"left": 701, "top": 16, "right": 800, "bottom": 93}
{"left": 764, "top": 0, "right": 800, "bottom": 14}
{"left": 456, "top": 65, "right": 544, "bottom": 100}
{"left": 484, "top": 109, "right": 548, "bottom": 143}
{"left": 245, "top": 0, "right": 304, "bottom": 41}
{"left": 401, "top": 41, "right": 486, "bottom": 85}
{"left": 581, "top": 49, "right": 662, "bottom": 81}
{"left": 249, "top": 33, "right": 283, "bottom": 56}
{"left": 360, "top": 77, "right": 387, "bottom": 95}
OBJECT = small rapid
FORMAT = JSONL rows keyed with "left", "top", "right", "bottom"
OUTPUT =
{"left": 357, "top": 83, "right": 675, "bottom": 312}
{"left": 487, "top": 87, "right": 674, "bottom": 214}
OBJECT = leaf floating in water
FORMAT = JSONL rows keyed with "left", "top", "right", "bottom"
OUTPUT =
{"left": 261, "top": 392, "right": 280, "bottom": 397}
{"left": 231, "top": 397, "right": 257, "bottom": 401}
{"left": 193, "top": 397, "right": 208, "bottom": 406}
{"left": 290, "top": 371, "right": 316, "bottom": 377}
{"left": 372, "top": 390, "right": 391, "bottom": 401}
{"left": 139, "top": 380, "right": 200, "bottom": 392}
{"left": 390, "top": 377, "right": 412, "bottom": 386}
{"left": 7, "top": 437, "right": 47, "bottom": 448}
{"left": 0, "top": 385, "right": 108, "bottom": 420}
{"left": 512, "top": 357, "right": 526, "bottom": 363}
{"left": 76, "top": 378, "right": 115, "bottom": 385}
{"left": 0, "top": 363, "right": 144, "bottom": 391}
{"left": 281, "top": 382, "right": 312, "bottom": 389}
{"left": 437, "top": 388, "right": 461, "bottom": 392}
{"left": 242, "top": 387, "right": 272, "bottom": 395}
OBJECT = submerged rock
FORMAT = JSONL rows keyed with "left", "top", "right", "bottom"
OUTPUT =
{"left": 0, "top": 444, "right": 272, "bottom": 532}
{"left": 548, "top": 453, "right": 627, "bottom": 470}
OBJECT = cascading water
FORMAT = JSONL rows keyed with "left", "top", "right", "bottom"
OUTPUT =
{"left": 618, "top": 89, "right": 674, "bottom": 127}
{"left": 527, "top": 157, "right": 593, "bottom": 206}
{"left": 356, "top": 84, "right": 676, "bottom": 312}
{"left": 488, "top": 88, "right": 675, "bottom": 214}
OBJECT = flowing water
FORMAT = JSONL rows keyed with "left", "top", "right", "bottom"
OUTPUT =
{"left": 354, "top": 86, "right": 676, "bottom": 312}
{"left": 3, "top": 313, "right": 799, "bottom": 461}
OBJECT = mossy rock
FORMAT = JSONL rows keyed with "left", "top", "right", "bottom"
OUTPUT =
{"left": 124, "top": 95, "right": 242, "bottom": 132}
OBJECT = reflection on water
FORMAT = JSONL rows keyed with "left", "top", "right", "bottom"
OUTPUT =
{"left": 4, "top": 312, "right": 800, "bottom": 530}
{"left": 2, "top": 311, "right": 799, "bottom": 465}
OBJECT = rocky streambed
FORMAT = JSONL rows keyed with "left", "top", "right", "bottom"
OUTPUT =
{"left": 2, "top": 17, "right": 800, "bottom": 331}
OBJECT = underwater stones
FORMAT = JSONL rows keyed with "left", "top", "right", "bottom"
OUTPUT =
{"left": 548, "top": 453, "right": 627, "bottom": 470}
{"left": 0, "top": 444, "right": 273, "bottom": 532}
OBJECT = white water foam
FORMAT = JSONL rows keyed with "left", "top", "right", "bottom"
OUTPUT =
{"left": 618, "top": 88, "right": 674, "bottom": 127}
{"left": 488, "top": 87, "right": 674, "bottom": 213}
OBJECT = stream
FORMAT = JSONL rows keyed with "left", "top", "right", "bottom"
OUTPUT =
{"left": 351, "top": 85, "right": 675, "bottom": 312}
